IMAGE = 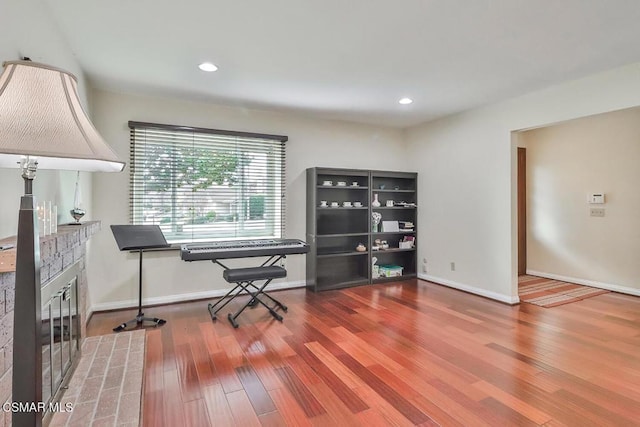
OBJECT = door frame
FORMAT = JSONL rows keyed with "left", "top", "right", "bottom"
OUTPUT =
{"left": 517, "top": 147, "right": 526, "bottom": 276}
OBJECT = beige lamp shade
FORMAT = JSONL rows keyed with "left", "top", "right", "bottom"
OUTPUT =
{"left": 0, "top": 60, "right": 125, "bottom": 172}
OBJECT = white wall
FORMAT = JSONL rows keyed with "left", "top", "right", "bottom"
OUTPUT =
{"left": 5, "top": 0, "right": 640, "bottom": 308}
{"left": 88, "top": 89, "right": 405, "bottom": 309}
{"left": 406, "top": 62, "right": 640, "bottom": 302}
{"left": 0, "top": 0, "right": 94, "bottom": 239}
{"left": 522, "top": 107, "right": 640, "bottom": 293}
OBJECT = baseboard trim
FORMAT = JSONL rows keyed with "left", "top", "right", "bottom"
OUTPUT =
{"left": 90, "top": 280, "right": 307, "bottom": 313}
{"left": 418, "top": 273, "right": 520, "bottom": 304}
{"left": 526, "top": 270, "right": 640, "bottom": 297}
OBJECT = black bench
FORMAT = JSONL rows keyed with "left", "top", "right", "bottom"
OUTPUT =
{"left": 223, "top": 266, "right": 287, "bottom": 282}
{"left": 208, "top": 265, "right": 288, "bottom": 328}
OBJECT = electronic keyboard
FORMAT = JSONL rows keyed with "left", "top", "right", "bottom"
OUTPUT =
{"left": 181, "top": 238, "right": 309, "bottom": 261}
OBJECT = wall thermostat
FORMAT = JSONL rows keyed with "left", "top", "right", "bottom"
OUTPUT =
{"left": 588, "top": 193, "right": 605, "bottom": 204}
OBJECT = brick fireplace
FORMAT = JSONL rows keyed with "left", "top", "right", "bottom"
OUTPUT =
{"left": 0, "top": 221, "right": 100, "bottom": 425}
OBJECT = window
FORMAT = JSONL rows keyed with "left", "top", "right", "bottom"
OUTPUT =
{"left": 128, "top": 121, "right": 287, "bottom": 244}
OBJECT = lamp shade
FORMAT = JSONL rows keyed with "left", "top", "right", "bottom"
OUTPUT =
{"left": 0, "top": 60, "right": 125, "bottom": 172}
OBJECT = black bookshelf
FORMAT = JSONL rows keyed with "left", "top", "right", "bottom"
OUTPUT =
{"left": 306, "top": 167, "right": 417, "bottom": 291}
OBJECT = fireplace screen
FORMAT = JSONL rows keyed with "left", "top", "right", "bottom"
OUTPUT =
{"left": 41, "top": 261, "right": 80, "bottom": 409}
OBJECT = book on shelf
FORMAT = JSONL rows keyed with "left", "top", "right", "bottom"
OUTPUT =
{"left": 399, "top": 221, "right": 414, "bottom": 231}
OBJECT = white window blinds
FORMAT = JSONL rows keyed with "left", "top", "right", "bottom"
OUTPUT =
{"left": 128, "top": 121, "right": 287, "bottom": 244}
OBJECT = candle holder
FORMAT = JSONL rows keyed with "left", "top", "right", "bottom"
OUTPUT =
{"left": 70, "top": 171, "right": 85, "bottom": 224}
{"left": 70, "top": 207, "right": 85, "bottom": 225}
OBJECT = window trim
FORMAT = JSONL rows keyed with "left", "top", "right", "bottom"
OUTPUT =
{"left": 128, "top": 121, "right": 288, "bottom": 143}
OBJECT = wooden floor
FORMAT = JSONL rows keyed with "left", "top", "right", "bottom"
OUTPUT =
{"left": 87, "top": 280, "right": 640, "bottom": 426}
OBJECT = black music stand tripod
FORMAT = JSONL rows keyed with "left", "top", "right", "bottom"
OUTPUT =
{"left": 110, "top": 225, "right": 170, "bottom": 332}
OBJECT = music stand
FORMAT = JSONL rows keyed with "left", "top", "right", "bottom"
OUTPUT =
{"left": 110, "top": 225, "right": 170, "bottom": 332}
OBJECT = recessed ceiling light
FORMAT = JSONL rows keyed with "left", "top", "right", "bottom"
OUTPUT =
{"left": 399, "top": 97, "right": 413, "bottom": 105}
{"left": 198, "top": 62, "right": 218, "bottom": 72}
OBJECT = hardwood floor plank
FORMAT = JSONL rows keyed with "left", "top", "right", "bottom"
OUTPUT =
{"left": 142, "top": 390, "right": 164, "bottom": 427}
{"left": 351, "top": 385, "right": 416, "bottom": 427}
{"left": 282, "top": 337, "right": 369, "bottom": 413}
{"left": 268, "top": 386, "right": 314, "bottom": 427}
{"left": 425, "top": 378, "right": 508, "bottom": 426}
{"left": 304, "top": 341, "right": 366, "bottom": 390}
{"left": 407, "top": 380, "right": 494, "bottom": 427}
{"left": 160, "top": 321, "right": 177, "bottom": 371}
{"left": 219, "top": 334, "right": 247, "bottom": 368}
{"left": 201, "top": 384, "right": 235, "bottom": 427}
{"left": 283, "top": 354, "right": 322, "bottom": 387}
{"left": 162, "top": 369, "right": 187, "bottom": 426}
{"left": 257, "top": 410, "right": 286, "bottom": 427}
{"left": 235, "top": 364, "right": 277, "bottom": 415}
{"left": 359, "top": 331, "right": 489, "bottom": 403}
{"left": 259, "top": 324, "right": 297, "bottom": 359}
{"left": 552, "top": 388, "right": 640, "bottom": 425}
{"left": 198, "top": 321, "right": 222, "bottom": 355}
{"left": 233, "top": 324, "right": 285, "bottom": 390}
{"left": 211, "top": 350, "right": 244, "bottom": 394}
{"left": 274, "top": 365, "right": 326, "bottom": 418}
{"left": 305, "top": 380, "right": 367, "bottom": 426}
{"left": 480, "top": 396, "right": 540, "bottom": 427}
{"left": 409, "top": 394, "right": 467, "bottom": 427}
{"left": 182, "top": 399, "right": 210, "bottom": 427}
{"left": 336, "top": 355, "right": 433, "bottom": 424}
{"left": 174, "top": 343, "right": 202, "bottom": 402}
{"left": 473, "top": 380, "right": 553, "bottom": 425}
{"left": 144, "top": 329, "right": 164, "bottom": 393}
{"left": 189, "top": 326, "right": 219, "bottom": 388}
{"left": 225, "top": 389, "right": 262, "bottom": 427}
{"left": 337, "top": 337, "right": 405, "bottom": 372}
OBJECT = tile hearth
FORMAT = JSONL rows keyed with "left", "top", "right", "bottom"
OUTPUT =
{"left": 49, "top": 330, "right": 144, "bottom": 427}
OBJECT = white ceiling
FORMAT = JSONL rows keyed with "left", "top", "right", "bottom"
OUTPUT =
{"left": 44, "top": 0, "right": 640, "bottom": 128}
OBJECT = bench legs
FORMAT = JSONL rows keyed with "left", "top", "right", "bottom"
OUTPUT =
{"left": 208, "top": 278, "right": 287, "bottom": 328}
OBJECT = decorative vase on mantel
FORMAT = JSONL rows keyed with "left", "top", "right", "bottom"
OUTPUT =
{"left": 372, "top": 193, "right": 381, "bottom": 207}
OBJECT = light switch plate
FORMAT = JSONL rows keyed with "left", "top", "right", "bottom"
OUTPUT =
{"left": 590, "top": 208, "right": 605, "bottom": 217}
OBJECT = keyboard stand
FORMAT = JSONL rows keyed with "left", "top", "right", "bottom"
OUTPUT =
{"left": 207, "top": 255, "right": 288, "bottom": 328}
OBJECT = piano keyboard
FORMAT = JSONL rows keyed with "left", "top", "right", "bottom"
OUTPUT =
{"left": 181, "top": 238, "right": 309, "bottom": 261}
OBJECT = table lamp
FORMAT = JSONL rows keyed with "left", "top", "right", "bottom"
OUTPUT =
{"left": 0, "top": 60, "right": 125, "bottom": 426}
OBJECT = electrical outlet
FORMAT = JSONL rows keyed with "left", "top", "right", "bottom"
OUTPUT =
{"left": 450, "top": 262, "right": 455, "bottom": 271}
{"left": 590, "top": 208, "right": 605, "bottom": 217}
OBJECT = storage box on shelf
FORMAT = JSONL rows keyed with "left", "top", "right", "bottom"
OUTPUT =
{"left": 307, "top": 167, "right": 417, "bottom": 291}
